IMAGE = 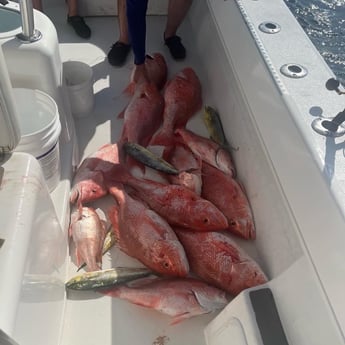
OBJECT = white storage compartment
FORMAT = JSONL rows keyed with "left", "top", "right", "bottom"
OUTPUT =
{"left": 0, "top": 153, "right": 67, "bottom": 344}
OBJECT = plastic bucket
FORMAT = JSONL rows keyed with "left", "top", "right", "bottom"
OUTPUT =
{"left": 63, "top": 60, "right": 94, "bottom": 118}
{"left": 13, "top": 88, "right": 61, "bottom": 192}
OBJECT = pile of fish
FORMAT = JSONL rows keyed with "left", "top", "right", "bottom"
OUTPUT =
{"left": 67, "top": 53, "right": 267, "bottom": 324}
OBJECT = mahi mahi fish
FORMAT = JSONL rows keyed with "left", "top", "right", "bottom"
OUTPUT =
{"left": 69, "top": 207, "right": 107, "bottom": 272}
{"left": 108, "top": 183, "right": 189, "bottom": 277}
{"left": 174, "top": 229, "right": 267, "bottom": 296}
{"left": 123, "top": 142, "right": 179, "bottom": 175}
{"left": 102, "top": 277, "right": 229, "bottom": 325}
{"left": 66, "top": 267, "right": 152, "bottom": 290}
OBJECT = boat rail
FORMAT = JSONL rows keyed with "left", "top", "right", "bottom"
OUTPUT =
{"left": 0, "top": 0, "right": 42, "bottom": 42}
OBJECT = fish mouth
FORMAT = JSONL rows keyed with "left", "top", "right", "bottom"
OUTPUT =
{"left": 228, "top": 218, "right": 256, "bottom": 240}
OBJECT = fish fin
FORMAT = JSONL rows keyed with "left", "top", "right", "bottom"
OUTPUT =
{"left": 107, "top": 205, "right": 129, "bottom": 254}
{"left": 100, "top": 219, "right": 108, "bottom": 234}
{"left": 215, "top": 148, "right": 236, "bottom": 177}
{"left": 69, "top": 186, "right": 79, "bottom": 204}
{"left": 193, "top": 290, "right": 226, "bottom": 312}
{"left": 123, "top": 82, "right": 135, "bottom": 96}
{"left": 108, "top": 206, "right": 120, "bottom": 237}
{"left": 126, "top": 275, "right": 159, "bottom": 288}
{"left": 117, "top": 105, "right": 127, "bottom": 119}
{"left": 170, "top": 312, "right": 194, "bottom": 325}
{"left": 149, "top": 128, "right": 173, "bottom": 146}
{"left": 126, "top": 156, "right": 145, "bottom": 175}
{"left": 76, "top": 262, "right": 86, "bottom": 272}
{"left": 236, "top": 179, "right": 247, "bottom": 194}
{"left": 68, "top": 225, "right": 73, "bottom": 238}
{"left": 75, "top": 248, "right": 82, "bottom": 268}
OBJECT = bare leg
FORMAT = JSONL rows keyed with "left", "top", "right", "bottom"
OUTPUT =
{"left": 32, "top": 0, "right": 43, "bottom": 11}
{"left": 118, "top": 0, "right": 129, "bottom": 44}
{"left": 67, "top": 0, "right": 78, "bottom": 17}
{"left": 164, "top": 0, "right": 192, "bottom": 39}
{"left": 66, "top": 0, "right": 91, "bottom": 39}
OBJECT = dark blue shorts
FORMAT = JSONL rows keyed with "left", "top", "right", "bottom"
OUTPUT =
{"left": 126, "top": 0, "right": 149, "bottom": 65}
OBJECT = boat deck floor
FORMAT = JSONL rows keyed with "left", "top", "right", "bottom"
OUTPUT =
{"left": 43, "top": 6, "right": 220, "bottom": 345}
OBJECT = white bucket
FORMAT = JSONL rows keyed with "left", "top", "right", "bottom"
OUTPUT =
{"left": 13, "top": 88, "right": 61, "bottom": 192}
{"left": 63, "top": 60, "right": 94, "bottom": 118}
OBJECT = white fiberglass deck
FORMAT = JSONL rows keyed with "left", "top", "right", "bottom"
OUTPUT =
{"left": 5, "top": 0, "right": 345, "bottom": 344}
{"left": 46, "top": 7, "right": 228, "bottom": 345}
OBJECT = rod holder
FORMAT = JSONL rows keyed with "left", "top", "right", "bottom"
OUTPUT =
{"left": 311, "top": 78, "right": 345, "bottom": 137}
{"left": 16, "top": 0, "right": 42, "bottom": 42}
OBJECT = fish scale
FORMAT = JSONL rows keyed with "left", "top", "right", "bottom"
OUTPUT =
{"left": 108, "top": 183, "right": 189, "bottom": 277}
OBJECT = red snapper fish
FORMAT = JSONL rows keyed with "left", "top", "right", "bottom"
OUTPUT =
{"left": 112, "top": 168, "right": 228, "bottom": 231}
{"left": 175, "top": 128, "right": 236, "bottom": 177}
{"left": 125, "top": 53, "right": 168, "bottom": 95}
{"left": 174, "top": 229, "right": 267, "bottom": 296}
{"left": 119, "top": 82, "right": 164, "bottom": 148}
{"left": 70, "top": 143, "right": 121, "bottom": 206}
{"left": 150, "top": 67, "right": 202, "bottom": 146}
{"left": 202, "top": 162, "right": 255, "bottom": 240}
{"left": 108, "top": 183, "right": 189, "bottom": 277}
{"left": 102, "top": 277, "right": 229, "bottom": 325}
{"left": 163, "top": 144, "right": 202, "bottom": 195}
{"left": 69, "top": 207, "right": 107, "bottom": 272}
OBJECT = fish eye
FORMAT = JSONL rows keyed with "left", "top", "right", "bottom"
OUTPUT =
{"left": 203, "top": 218, "right": 210, "bottom": 224}
{"left": 230, "top": 219, "right": 238, "bottom": 227}
{"left": 163, "top": 262, "right": 170, "bottom": 268}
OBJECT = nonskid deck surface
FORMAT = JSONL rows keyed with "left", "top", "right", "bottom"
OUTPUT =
{"left": 42, "top": 7, "right": 261, "bottom": 345}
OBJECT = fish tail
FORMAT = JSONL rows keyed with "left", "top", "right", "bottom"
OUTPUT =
{"left": 100, "top": 287, "right": 122, "bottom": 298}
{"left": 69, "top": 186, "right": 79, "bottom": 204}
{"left": 149, "top": 127, "right": 174, "bottom": 146}
{"left": 117, "top": 103, "right": 128, "bottom": 119}
{"left": 170, "top": 312, "right": 192, "bottom": 325}
{"left": 123, "top": 82, "right": 135, "bottom": 96}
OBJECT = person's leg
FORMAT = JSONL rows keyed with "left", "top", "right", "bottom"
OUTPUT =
{"left": 32, "top": 0, "right": 43, "bottom": 11}
{"left": 108, "top": 0, "right": 131, "bottom": 66}
{"left": 126, "top": 0, "right": 148, "bottom": 66}
{"left": 164, "top": 0, "right": 192, "bottom": 60}
{"left": 118, "top": 0, "right": 129, "bottom": 44}
{"left": 164, "top": 0, "right": 192, "bottom": 39}
{"left": 67, "top": 0, "right": 91, "bottom": 39}
{"left": 126, "top": 0, "right": 149, "bottom": 83}
{"left": 67, "top": 0, "right": 78, "bottom": 16}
